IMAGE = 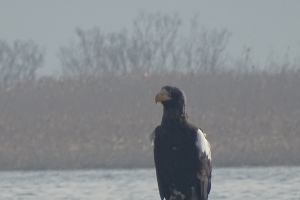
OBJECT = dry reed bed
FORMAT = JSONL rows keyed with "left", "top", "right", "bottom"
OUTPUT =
{"left": 0, "top": 72, "right": 299, "bottom": 170}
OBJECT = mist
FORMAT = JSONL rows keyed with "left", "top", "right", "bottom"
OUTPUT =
{"left": 0, "top": 1, "right": 299, "bottom": 170}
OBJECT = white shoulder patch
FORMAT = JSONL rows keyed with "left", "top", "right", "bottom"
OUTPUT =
{"left": 149, "top": 130, "right": 155, "bottom": 146}
{"left": 196, "top": 129, "right": 211, "bottom": 160}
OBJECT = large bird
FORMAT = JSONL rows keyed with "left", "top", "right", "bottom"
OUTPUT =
{"left": 151, "top": 86, "right": 212, "bottom": 200}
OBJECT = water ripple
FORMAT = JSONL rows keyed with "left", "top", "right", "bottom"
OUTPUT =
{"left": 0, "top": 167, "right": 299, "bottom": 199}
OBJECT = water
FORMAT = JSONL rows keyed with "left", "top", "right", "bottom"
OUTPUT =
{"left": 0, "top": 167, "right": 299, "bottom": 200}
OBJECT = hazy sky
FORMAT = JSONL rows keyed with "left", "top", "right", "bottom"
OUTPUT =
{"left": 1, "top": 0, "right": 300, "bottom": 75}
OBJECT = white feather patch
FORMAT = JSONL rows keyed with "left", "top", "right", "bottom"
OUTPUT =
{"left": 173, "top": 189, "right": 185, "bottom": 199}
{"left": 196, "top": 129, "right": 211, "bottom": 160}
{"left": 149, "top": 130, "right": 155, "bottom": 146}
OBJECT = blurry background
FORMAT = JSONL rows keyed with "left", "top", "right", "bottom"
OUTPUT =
{"left": 0, "top": 0, "right": 300, "bottom": 170}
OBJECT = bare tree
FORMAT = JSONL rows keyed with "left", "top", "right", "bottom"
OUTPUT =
{"left": 0, "top": 40, "right": 44, "bottom": 84}
{"left": 105, "top": 30, "right": 131, "bottom": 75}
{"left": 129, "top": 11, "right": 182, "bottom": 73}
{"left": 59, "top": 28, "right": 107, "bottom": 78}
{"left": 183, "top": 15, "right": 231, "bottom": 73}
{"left": 129, "top": 12, "right": 231, "bottom": 73}
{"left": 59, "top": 28, "right": 132, "bottom": 77}
{"left": 58, "top": 12, "right": 231, "bottom": 77}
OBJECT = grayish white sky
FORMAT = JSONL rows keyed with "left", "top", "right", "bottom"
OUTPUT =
{"left": 1, "top": 0, "right": 300, "bottom": 75}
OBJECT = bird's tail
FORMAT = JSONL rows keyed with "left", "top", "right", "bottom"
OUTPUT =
{"left": 197, "top": 168, "right": 210, "bottom": 200}
{"left": 197, "top": 153, "right": 212, "bottom": 200}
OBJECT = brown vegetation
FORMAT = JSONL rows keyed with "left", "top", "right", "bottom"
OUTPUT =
{"left": 0, "top": 71, "right": 299, "bottom": 170}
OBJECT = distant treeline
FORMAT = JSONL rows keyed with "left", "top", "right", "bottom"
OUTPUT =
{"left": 1, "top": 11, "right": 299, "bottom": 84}
{"left": 0, "top": 71, "right": 299, "bottom": 170}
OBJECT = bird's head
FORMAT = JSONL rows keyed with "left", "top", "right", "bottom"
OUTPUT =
{"left": 155, "top": 86, "right": 186, "bottom": 111}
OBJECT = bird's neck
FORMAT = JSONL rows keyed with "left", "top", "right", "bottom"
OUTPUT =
{"left": 162, "top": 106, "right": 187, "bottom": 125}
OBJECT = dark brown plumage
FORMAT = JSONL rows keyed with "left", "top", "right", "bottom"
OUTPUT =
{"left": 152, "top": 86, "right": 212, "bottom": 200}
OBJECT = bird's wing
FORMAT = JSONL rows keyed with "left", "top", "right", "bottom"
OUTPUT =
{"left": 155, "top": 165, "right": 167, "bottom": 200}
{"left": 153, "top": 126, "right": 170, "bottom": 200}
{"left": 195, "top": 129, "right": 212, "bottom": 200}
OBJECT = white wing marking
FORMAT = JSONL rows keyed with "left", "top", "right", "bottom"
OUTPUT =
{"left": 173, "top": 189, "right": 185, "bottom": 199}
{"left": 196, "top": 129, "right": 211, "bottom": 160}
{"left": 149, "top": 130, "right": 155, "bottom": 146}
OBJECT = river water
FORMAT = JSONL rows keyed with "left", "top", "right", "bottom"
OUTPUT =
{"left": 0, "top": 167, "right": 299, "bottom": 199}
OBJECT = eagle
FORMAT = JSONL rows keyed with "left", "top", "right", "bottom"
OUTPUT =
{"left": 151, "top": 86, "right": 212, "bottom": 200}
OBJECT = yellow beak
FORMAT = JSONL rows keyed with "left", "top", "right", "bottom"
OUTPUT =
{"left": 155, "top": 91, "right": 171, "bottom": 104}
